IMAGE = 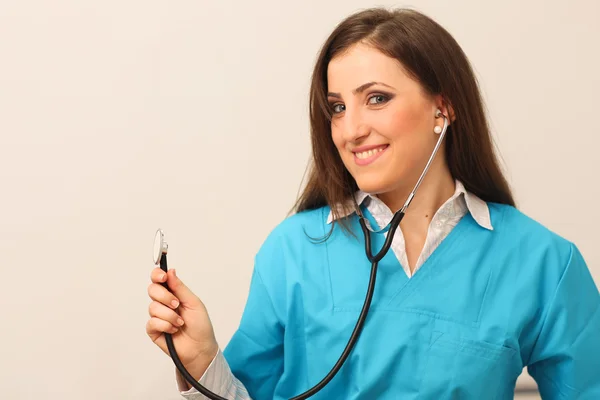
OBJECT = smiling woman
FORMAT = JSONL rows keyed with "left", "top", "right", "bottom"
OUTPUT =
{"left": 145, "top": 7, "right": 600, "bottom": 400}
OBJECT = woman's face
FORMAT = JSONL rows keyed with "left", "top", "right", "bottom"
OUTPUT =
{"left": 327, "top": 43, "right": 445, "bottom": 196}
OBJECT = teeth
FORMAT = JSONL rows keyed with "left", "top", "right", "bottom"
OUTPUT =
{"left": 355, "top": 147, "right": 385, "bottom": 159}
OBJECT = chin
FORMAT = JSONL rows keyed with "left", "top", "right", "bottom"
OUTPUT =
{"left": 354, "top": 175, "right": 395, "bottom": 195}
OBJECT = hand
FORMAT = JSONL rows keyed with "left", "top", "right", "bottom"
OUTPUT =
{"left": 146, "top": 267, "right": 219, "bottom": 381}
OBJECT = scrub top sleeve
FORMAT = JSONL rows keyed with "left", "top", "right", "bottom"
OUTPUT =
{"left": 222, "top": 265, "right": 285, "bottom": 400}
{"left": 527, "top": 243, "right": 600, "bottom": 399}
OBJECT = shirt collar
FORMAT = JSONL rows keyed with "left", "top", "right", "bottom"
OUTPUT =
{"left": 326, "top": 180, "right": 493, "bottom": 230}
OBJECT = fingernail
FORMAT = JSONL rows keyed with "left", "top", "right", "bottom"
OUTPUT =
{"left": 171, "top": 299, "right": 179, "bottom": 308}
{"left": 173, "top": 269, "right": 177, "bottom": 277}
{"left": 160, "top": 273, "right": 166, "bottom": 281}
{"left": 177, "top": 318, "right": 184, "bottom": 326}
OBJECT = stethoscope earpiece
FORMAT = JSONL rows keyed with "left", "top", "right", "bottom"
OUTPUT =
{"left": 434, "top": 109, "right": 449, "bottom": 135}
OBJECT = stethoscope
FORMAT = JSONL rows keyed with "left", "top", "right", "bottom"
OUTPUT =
{"left": 153, "top": 110, "right": 450, "bottom": 399}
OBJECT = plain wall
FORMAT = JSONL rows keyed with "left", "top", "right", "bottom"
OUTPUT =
{"left": 0, "top": 0, "right": 598, "bottom": 399}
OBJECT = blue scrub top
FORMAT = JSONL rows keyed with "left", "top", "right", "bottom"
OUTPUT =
{"left": 223, "top": 202, "right": 600, "bottom": 399}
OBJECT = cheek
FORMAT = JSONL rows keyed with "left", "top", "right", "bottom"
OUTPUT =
{"left": 381, "top": 106, "right": 424, "bottom": 140}
{"left": 380, "top": 106, "right": 434, "bottom": 174}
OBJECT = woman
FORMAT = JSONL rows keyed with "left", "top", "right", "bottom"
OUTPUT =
{"left": 146, "top": 8, "right": 600, "bottom": 399}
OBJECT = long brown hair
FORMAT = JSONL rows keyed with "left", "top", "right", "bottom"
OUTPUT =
{"left": 293, "top": 7, "right": 515, "bottom": 232}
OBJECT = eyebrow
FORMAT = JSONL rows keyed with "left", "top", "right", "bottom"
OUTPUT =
{"left": 327, "top": 81, "right": 395, "bottom": 99}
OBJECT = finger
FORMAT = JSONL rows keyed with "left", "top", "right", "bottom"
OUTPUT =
{"left": 148, "top": 282, "right": 180, "bottom": 309}
{"left": 165, "top": 269, "right": 200, "bottom": 307}
{"left": 146, "top": 317, "right": 179, "bottom": 337}
{"left": 151, "top": 267, "right": 168, "bottom": 284}
{"left": 148, "top": 301, "right": 185, "bottom": 328}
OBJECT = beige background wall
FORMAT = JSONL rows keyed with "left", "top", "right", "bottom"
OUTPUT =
{"left": 0, "top": 0, "right": 597, "bottom": 399}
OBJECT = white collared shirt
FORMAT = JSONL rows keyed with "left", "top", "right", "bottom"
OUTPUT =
{"left": 178, "top": 180, "right": 494, "bottom": 399}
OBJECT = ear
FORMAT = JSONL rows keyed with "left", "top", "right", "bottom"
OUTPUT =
{"left": 433, "top": 95, "right": 456, "bottom": 123}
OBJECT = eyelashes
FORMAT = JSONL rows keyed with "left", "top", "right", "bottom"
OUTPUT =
{"left": 328, "top": 92, "right": 394, "bottom": 115}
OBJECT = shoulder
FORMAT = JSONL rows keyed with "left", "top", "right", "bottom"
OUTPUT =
{"left": 485, "top": 204, "right": 598, "bottom": 330}
{"left": 487, "top": 202, "right": 579, "bottom": 276}
{"left": 253, "top": 205, "right": 330, "bottom": 267}
{"left": 266, "top": 206, "right": 330, "bottom": 242}
{"left": 260, "top": 206, "right": 330, "bottom": 249}
{"left": 488, "top": 202, "right": 573, "bottom": 249}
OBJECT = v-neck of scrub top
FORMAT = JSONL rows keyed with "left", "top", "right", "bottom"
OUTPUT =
{"left": 326, "top": 205, "right": 473, "bottom": 313}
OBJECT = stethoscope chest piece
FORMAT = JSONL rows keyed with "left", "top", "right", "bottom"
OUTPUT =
{"left": 153, "top": 228, "right": 168, "bottom": 265}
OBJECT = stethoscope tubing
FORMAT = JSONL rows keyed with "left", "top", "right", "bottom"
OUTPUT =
{"left": 160, "top": 214, "right": 404, "bottom": 400}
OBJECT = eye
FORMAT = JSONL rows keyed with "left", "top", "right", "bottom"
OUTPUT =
{"left": 368, "top": 94, "right": 389, "bottom": 105}
{"left": 331, "top": 103, "right": 346, "bottom": 114}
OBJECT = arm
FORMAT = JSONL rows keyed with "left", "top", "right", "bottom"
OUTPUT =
{"left": 527, "top": 243, "right": 600, "bottom": 399}
{"left": 222, "top": 266, "right": 285, "bottom": 399}
{"left": 178, "top": 257, "right": 285, "bottom": 400}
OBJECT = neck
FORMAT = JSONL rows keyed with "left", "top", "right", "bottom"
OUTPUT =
{"left": 377, "top": 164, "right": 455, "bottom": 228}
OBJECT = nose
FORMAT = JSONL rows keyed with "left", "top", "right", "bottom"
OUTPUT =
{"left": 341, "top": 107, "right": 370, "bottom": 143}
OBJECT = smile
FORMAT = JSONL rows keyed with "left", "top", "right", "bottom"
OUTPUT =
{"left": 352, "top": 144, "right": 388, "bottom": 166}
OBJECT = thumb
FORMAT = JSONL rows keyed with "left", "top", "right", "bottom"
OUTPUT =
{"left": 166, "top": 269, "right": 200, "bottom": 307}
